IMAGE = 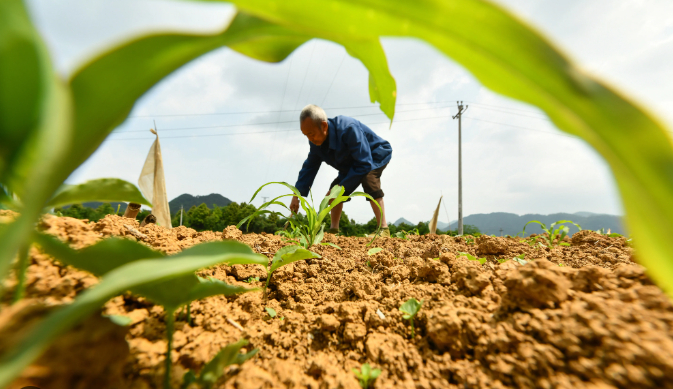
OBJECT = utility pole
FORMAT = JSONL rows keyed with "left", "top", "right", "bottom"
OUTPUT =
{"left": 452, "top": 101, "right": 468, "bottom": 235}
{"left": 179, "top": 205, "right": 183, "bottom": 226}
{"left": 262, "top": 196, "right": 269, "bottom": 203}
{"left": 500, "top": 228, "right": 503, "bottom": 237}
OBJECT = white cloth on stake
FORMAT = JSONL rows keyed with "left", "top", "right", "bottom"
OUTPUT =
{"left": 138, "top": 129, "right": 172, "bottom": 228}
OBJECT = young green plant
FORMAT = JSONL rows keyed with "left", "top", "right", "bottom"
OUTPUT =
{"left": 181, "top": 339, "right": 258, "bottom": 389}
{"left": 520, "top": 220, "right": 582, "bottom": 248}
{"left": 352, "top": 363, "right": 381, "bottom": 389}
{"left": 457, "top": 252, "right": 487, "bottom": 265}
{"left": 399, "top": 298, "right": 423, "bottom": 338}
{"left": 238, "top": 183, "right": 379, "bottom": 249}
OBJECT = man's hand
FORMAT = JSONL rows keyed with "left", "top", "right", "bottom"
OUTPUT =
{"left": 289, "top": 196, "right": 300, "bottom": 214}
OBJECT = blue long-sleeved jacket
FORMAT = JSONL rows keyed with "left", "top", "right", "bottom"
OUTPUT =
{"left": 294, "top": 116, "right": 392, "bottom": 196}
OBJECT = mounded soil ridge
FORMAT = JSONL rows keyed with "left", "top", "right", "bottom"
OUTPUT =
{"left": 1, "top": 213, "right": 672, "bottom": 389}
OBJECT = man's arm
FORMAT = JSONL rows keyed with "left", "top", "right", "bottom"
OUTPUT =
{"left": 295, "top": 147, "right": 322, "bottom": 197}
{"left": 338, "top": 125, "right": 373, "bottom": 194}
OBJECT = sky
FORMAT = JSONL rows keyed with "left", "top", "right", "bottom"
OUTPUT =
{"left": 25, "top": 0, "right": 673, "bottom": 224}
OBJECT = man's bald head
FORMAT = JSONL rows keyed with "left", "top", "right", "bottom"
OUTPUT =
{"left": 300, "top": 104, "right": 329, "bottom": 146}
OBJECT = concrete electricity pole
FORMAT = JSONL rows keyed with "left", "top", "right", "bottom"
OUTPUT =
{"left": 452, "top": 101, "right": 468, "bottom": 235}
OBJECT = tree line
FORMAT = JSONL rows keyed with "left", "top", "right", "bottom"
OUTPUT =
{"left": 55, "top": 202, "right": 481, "bottom": 237}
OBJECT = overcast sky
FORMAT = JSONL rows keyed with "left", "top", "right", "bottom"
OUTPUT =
{"left": 26, "top": 0, "right": 673, "bottom": 224}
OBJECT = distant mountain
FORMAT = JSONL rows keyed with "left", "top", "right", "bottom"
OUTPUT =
{"left": 393, "top": 217, "right": 414, "bottom": 226}
{"left": 62, "top": 193, "right": 234, "bottom": 214}
{"left": 62, "top": 201, "right": 131, "bottom": 211}
{"left": 445, "top": 212, "right": 624, "bottom": 236}
{"left": 169, "top": 193, "right": 232, "bottom": 212}
{"left": 574, "top": 211, "right": 601, "bottom": 217}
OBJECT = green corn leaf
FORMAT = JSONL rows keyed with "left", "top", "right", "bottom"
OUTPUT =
{"left": 33, "top": 233, "right": 164, "bottom": 276}
{"left": 265, "top": 307, "right": 277, "bottom": 318}
{"left": 186, "top": 276, "right": 256, "bottom": 302}
{"left": 399, "top": 298, "right": 423, "bottom": 318}
{"left": 212, "top": 0, "right": 673, "bottom": 295}
{"left": 132, "top": 241, "right": 267, "bottom": 309}
{"left": 0, "top": 0, "right": 72, "bottom": 283}
{"left": 320, "top": 242, "right": 341, "bottom": 250}
{"left": 198, "top": 339, "right": 258, "bottom": 388}
{"left": 104, "top": 314, "right": 134, "bottom": 327}
{"left": 0, "top": 245, "right": 266, "bottom": 387}
{"left": 46, "top": 178, "right": 152, "bottom": 209}
{"left": 341, "top": 38, "right": 396, "bottom": 124}
{"left": 312, "top": 224, "right": 325, "bottom": 246}
{"left": 367, "top": 248, "right": 383, "bottom": 256}
{"left": 270, "top": 245, "right": 320, "bottom": 274}
{"left": 521, "top": 220, "right": 547, "bottom": 237}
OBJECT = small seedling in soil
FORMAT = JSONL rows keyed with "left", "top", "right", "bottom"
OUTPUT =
{"left": 399, "top": 298, "right": 423, "bottom": 338}
{"left": 265, "top": 307, "right": 283, "bottom": 320}
{"left": 394, "top": 231, "right": 409, "bottom": 240}
{"left": 463, "top": 236, "right": 475, "bottom": 245}
{"left": 244, "top": 277, "right": 260, "bottom": 283}
{"left": 367, "top": 247, "right": 383, "bottom": 256}
{"left": 520, "top": 220, "right": 581, "bottom": 248}
{"left": 238, "top": 182, "right": 379, "bottom": 249}
{"left": 352, "top": 363, "right": 381, "bottom": 389}
{"left": 558, "top": 263, "right": 565, "bottom": 267}
{"left": 596, "top": 228, "right": 623, "bottom": 238}
{"left": 181, "top": 339, "right": 258, "bottom": 389}
{"left": 457, "top": 252, "right": 487, "bottom": 265}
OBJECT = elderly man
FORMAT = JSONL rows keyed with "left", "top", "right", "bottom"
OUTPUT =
{"left": 289, "top": 104, "right": 392, "bottom": 237}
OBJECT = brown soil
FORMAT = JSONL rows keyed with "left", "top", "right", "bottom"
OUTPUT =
{"left": 2, "top": 214, "right": 672, "bottom": 389}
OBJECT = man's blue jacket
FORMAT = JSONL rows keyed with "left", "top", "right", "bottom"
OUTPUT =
{"left": 294, "top": 115, "right": 392, "bottom": 196}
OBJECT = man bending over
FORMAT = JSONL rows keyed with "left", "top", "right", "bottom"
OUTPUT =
{"left": 289, "top": 104, "right": 392, "bottom": 237}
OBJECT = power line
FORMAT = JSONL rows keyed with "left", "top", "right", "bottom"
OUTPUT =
{"left": 465, "top": 101, "right": 546, "bottom": 115}
{"left": 126, "top": 100, "right": 457, "bottom": 119}
{"left": 320, "top": 51, "right": 347, "bottom": 106}
{"left": 462, "top": 116, "right": 577, "bottom": 138}
{"left": 108, "top": 114, "right": 454, "bottom": 141}
{"left": 471, "top": 105, "right": 550, "bottom": 121}
{"left": 115, "top": 104, "right": 454, "bottom": 133}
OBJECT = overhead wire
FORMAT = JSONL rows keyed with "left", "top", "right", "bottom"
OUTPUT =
{"left": 125, "top": 100, "right": 458, "bottom": 119}
{"left": 108, "top": 114, "right": 455, "bottom": 141}
{"left": 115, "top": 104, "right": 455, "bottom": 134}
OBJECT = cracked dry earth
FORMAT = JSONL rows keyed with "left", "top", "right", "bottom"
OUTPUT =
{"left": 1, "top": 212, "right": 672, "bottom": 389}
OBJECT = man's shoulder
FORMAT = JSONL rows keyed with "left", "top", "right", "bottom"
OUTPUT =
{"left": 332, "top": 115, "right": 361, "bottom": 129}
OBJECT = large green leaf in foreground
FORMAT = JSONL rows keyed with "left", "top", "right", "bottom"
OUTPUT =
{"left": 0, "top": 0, "right": 73, "bottom": 287}
{"left": 199, "top": 0, "right": 673, "bottom": 295}
{"left": 0, "top": 241, "right": 267, "bottom": 387}
{"left": 46, "top": 178, "right": 152, "bottom": 209}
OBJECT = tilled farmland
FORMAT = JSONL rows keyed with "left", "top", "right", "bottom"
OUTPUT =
{"left": 1, "top": 212, "right": 672, "bottom": 389}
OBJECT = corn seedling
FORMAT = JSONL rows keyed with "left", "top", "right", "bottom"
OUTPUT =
{"left": 181, "top": 339, "right": 258, "bottom": 389}
{"left": 352, "top": 363, "right": 381, "bottom": 389}
{"left": 596, "top": 228, "right": 624, "bottom": 238}
{"left": 367, "top": 247, "right": 383, "bottom": 256}
{"left": 399, "top": 298, "right": 423, "bottom": 338}
{"left": 521, "top": 220, "right": 582, "bottom": 248}
{"left": 463, "top": 236, "right": 475, "bottom": 245}
{"left": 394, "top": 230, "right": 409, "bottom": 240}
{"left": 238, "top": 183, "right": 378, "bottom": 249}
{"left": 457, "top": 252, "right": 487, "bottom": 265}
{"left": 244, "top": 276, "right": 260, "bottom": 283}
